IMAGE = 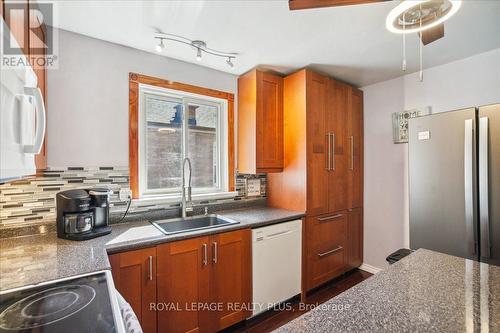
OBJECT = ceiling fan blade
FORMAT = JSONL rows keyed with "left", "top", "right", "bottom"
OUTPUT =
{"left": 418, "top": 23, "right": 445, "bottom": 45}
{"left": 289, "top": 0, "right": 389, "bottom": 11}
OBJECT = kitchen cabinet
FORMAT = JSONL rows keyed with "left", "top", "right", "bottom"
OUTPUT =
{"left": 156, "top": 229, "right": 251, "bottom": 333}
{"left": 348, "top": 88, "right": 364, "bottom": 209}
{"left": 306, "top": 212, "right": 347, "bottom": 290}
{"left": 157, "top": 236, "right": 211, "bottom": 333}
{"left": 267, "top": 69, "right": 364, "bottom": 291}
{"left": 2, "top": 0, "right": 48, "bottom": 170}
{"left": 346, "top": 208, "right": 363, "bottom": 270}
{"left": 109, "top": 247, "right": 157, "bottom": 333}
{"left": 238, "top": 69, "right": 284, "bottom": 173}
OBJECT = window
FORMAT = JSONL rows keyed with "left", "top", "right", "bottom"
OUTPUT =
{"left": 129, "top": 73, "right": 235, "bottom": 200}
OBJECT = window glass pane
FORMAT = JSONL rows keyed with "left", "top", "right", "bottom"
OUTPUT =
{"left": 187, "top": 101, "right": 219, "bottom": 188}
{"left": 145, "top": 93, "right": 183, "bottom": 190}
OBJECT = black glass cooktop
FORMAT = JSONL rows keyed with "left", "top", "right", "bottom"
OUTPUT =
{"left": 0, "top": 273, "right": 117, "bottom": 333}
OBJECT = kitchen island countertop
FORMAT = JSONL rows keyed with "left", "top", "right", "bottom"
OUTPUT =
{"left": 0, "top": 206, "right": 304, "bottom": 291}
{"left": 274, "top": 248, "right": 500, "bottom": 333}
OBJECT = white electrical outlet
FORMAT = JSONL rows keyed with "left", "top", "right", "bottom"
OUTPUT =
{"left": 119, "top": 188, "right": 132, "bottom": 202}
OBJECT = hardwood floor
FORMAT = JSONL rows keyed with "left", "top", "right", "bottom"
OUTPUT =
{"left": 223, "top": 269, "right": 373, "bottom": 333}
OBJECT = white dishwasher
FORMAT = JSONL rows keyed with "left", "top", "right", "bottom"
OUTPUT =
{"left": 252, "top": 219, "right": 302, "bottom": 317}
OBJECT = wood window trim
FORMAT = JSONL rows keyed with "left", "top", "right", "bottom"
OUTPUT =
{"left": 129, "top": 72, "right": 235, "bottom": 199}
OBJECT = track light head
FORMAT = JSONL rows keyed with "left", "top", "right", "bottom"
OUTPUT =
{"left": 156, "top": 38, "right": 165, "bottom": 53}
{"left": 226, "top": 57, "right": 234, "bottom": 68}
{"left": 196, "top": 48, "right": 202, "bottom": 61}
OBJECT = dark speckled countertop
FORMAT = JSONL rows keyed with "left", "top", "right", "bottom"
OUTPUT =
{"left": 274, "top": 249, "right": 500, "bottom": 333}
{"left": 0, "top": 207, "right": 304, "bottom": 291}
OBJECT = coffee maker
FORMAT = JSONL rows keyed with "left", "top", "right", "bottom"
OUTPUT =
{"left": 56, "top": 188, "right": 113, "bottom": 240}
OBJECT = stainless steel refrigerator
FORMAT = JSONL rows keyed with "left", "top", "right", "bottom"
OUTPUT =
{"left": 409, "top": 103, "right": 500, "bottom": 266}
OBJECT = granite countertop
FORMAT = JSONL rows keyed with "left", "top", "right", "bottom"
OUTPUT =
{"left": 274, "top": 249, "right": 500, "bottom": 333}
{"left": 0, "top": 206, "right": 304, "bottom": 291}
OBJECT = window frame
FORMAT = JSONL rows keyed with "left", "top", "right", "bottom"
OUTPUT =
{"left": 129, "top": 73, "right": 235, "bottom": 200}
{"left": 138, "top": 84, "right": 228, "bottom": 197}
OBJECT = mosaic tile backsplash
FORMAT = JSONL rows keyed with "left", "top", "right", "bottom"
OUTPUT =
{"left": 0, "top": 167, "right": 267, "bottom": 228}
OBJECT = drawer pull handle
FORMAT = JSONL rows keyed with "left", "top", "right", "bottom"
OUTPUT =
{"left": 317, "top": 246, "right": 343, "bottom": 258}
{"left": 317, "top": 214, "right": 343, "bottom": 222}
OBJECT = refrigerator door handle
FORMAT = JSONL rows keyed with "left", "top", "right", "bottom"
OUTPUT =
{"left": 479, "top": 117, "right": 490, "bottom": 259}
{"left": 464, "top": 119, "right": 476, "bottom": 256}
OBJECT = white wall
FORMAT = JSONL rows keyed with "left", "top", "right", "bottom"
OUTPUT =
{"left": 362, "top": 48, "right": 500, "bottom": 269}
{"left": 47, "top": 29, "right": 237, "bottom": 167}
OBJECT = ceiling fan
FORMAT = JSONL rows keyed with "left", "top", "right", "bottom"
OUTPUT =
{"left": 288, "top": 0, "right": 462, "bottom": 45}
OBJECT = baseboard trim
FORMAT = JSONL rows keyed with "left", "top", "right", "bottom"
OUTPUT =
{"left": 359, "top": 263, "right": 383, "bottom": 274}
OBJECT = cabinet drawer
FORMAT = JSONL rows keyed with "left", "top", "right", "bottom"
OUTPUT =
{"left": 307, "top": 213, "right": 347, "bottom": 290}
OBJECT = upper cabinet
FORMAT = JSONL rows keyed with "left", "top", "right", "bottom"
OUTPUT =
{"left": 238, "top": 69, "right": 284, "bottom": 173}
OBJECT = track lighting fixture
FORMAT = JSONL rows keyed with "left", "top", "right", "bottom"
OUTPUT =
{"left": 154, "top": 33, "right": 237, "bottom": 69}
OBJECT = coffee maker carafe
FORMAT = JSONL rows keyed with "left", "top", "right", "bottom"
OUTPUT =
{"left": 56, "top": 188, "right": 113, "bottom": 240}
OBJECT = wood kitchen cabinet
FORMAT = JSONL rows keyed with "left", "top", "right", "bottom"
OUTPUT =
{"left": 306, "top": 212, "right": 347, "bottom": 290}
{"left": 267, "top": 69, "right": 364, "bottom": 292}
{"left": 157, "top": 236, "right": 211, "bottom": 333}
{"left": 348, "top": 88, "right": 364, "bottom": 209}
{"left": 210, "top": 230, "right": 252, "bottom": 331}
{"left": 238, "top": 69, "right": 284, "bottom": 173}
{"left": 157, "top": 229, "right": 251, "bottom": 333}
{"left": 346, "top": 208, "right": 363, "bottom": 270}
{"left": 109, "top": 247, "right": 157, "bottom": 333}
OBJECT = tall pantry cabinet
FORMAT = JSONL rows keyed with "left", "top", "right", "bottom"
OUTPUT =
{"left": 267, "top": 69, "right": 363, "bottom": 291}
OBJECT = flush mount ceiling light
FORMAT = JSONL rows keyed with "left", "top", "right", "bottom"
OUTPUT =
{"left": 154, "top": 33, "right": 237, "bottom": 69}
{"left": 386, "top": 0, "right": 462, "bottom": 34}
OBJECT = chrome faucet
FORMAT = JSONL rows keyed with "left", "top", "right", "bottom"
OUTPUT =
{"left": 181, "top": 157, "right": 193, "bottom": 218}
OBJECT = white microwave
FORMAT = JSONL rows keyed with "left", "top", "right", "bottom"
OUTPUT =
{"left": 0, "top": 18, "right": 46, "bottom": 182}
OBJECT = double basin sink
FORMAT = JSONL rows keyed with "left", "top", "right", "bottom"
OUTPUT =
{"left": 151, "top": 214, "right": 239, "bottom": 235}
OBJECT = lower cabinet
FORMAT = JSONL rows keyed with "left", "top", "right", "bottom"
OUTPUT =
{"left": 346, "top": 208, "right": 363, "bottom": 270}
{"left": 305, "top": 208, "right": 363, "bottom": 291}
{"left": 109, "top": 247, "right": 157, "bottom": 333}
{"left": 306, "top": 213, "right": 347, "bottom": 291}
{"left": 110, "top": 229, "right": 251, "bottom": 333}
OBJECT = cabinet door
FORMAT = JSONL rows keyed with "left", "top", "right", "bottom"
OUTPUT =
{"left": 109, "top": 247, "right": 157, "bottom": 333}
{"left": 210, "top": 229, "right": 251, "bottom": 331}
{"left": 346, "top": 208, "right": 363, "bottom": 270}
{"left": 306, "top": 213, "right": 347, "bottom": 291}
{"left": 347, "top": 88, "right": 363, "bottom": 209}
{"left": 327, "top": 80, "right": 349, "bottom": 213}
{"left": 256, "top": 71, "right": 283, "bottom": 172}
{"left": 306, "top": 71, "right": 329, "bottom": 216}
{"left": 29, "top": 3, "right": 48, "bottom": 170}
{"left": 157, "top": 237, "right": 211, "bottom": 333}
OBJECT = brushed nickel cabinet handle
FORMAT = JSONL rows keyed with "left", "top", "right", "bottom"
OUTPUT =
{"left": 318, "top": 245, "right": 343, "bottom": 258}
{"left": 148, "top": 256, "right": 153, "bottom": 281}
{"left": 202, "top": 243, "right": 208, "bottom": 266}
{"left": 212, "top": 242, "right": 218, "bottom": 264}
{"left": 326, "top": 133, "right": 331, "bottom": 171}
{"left": 350, "top": 136, "right": 354, "bottom": 170}
{"left": 317, "top": 214, "right": 343, "bottom": 222}
{"left": 331, "top": 132, "right": 335, "bottom": 171}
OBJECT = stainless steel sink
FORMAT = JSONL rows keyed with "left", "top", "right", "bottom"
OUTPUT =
{"left": 151, "top": 214, "right": 239, "bottom": 235}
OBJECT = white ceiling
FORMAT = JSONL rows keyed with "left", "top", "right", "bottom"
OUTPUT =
{"left": 51, "top": 0, "right": 500, "bottom": 87}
